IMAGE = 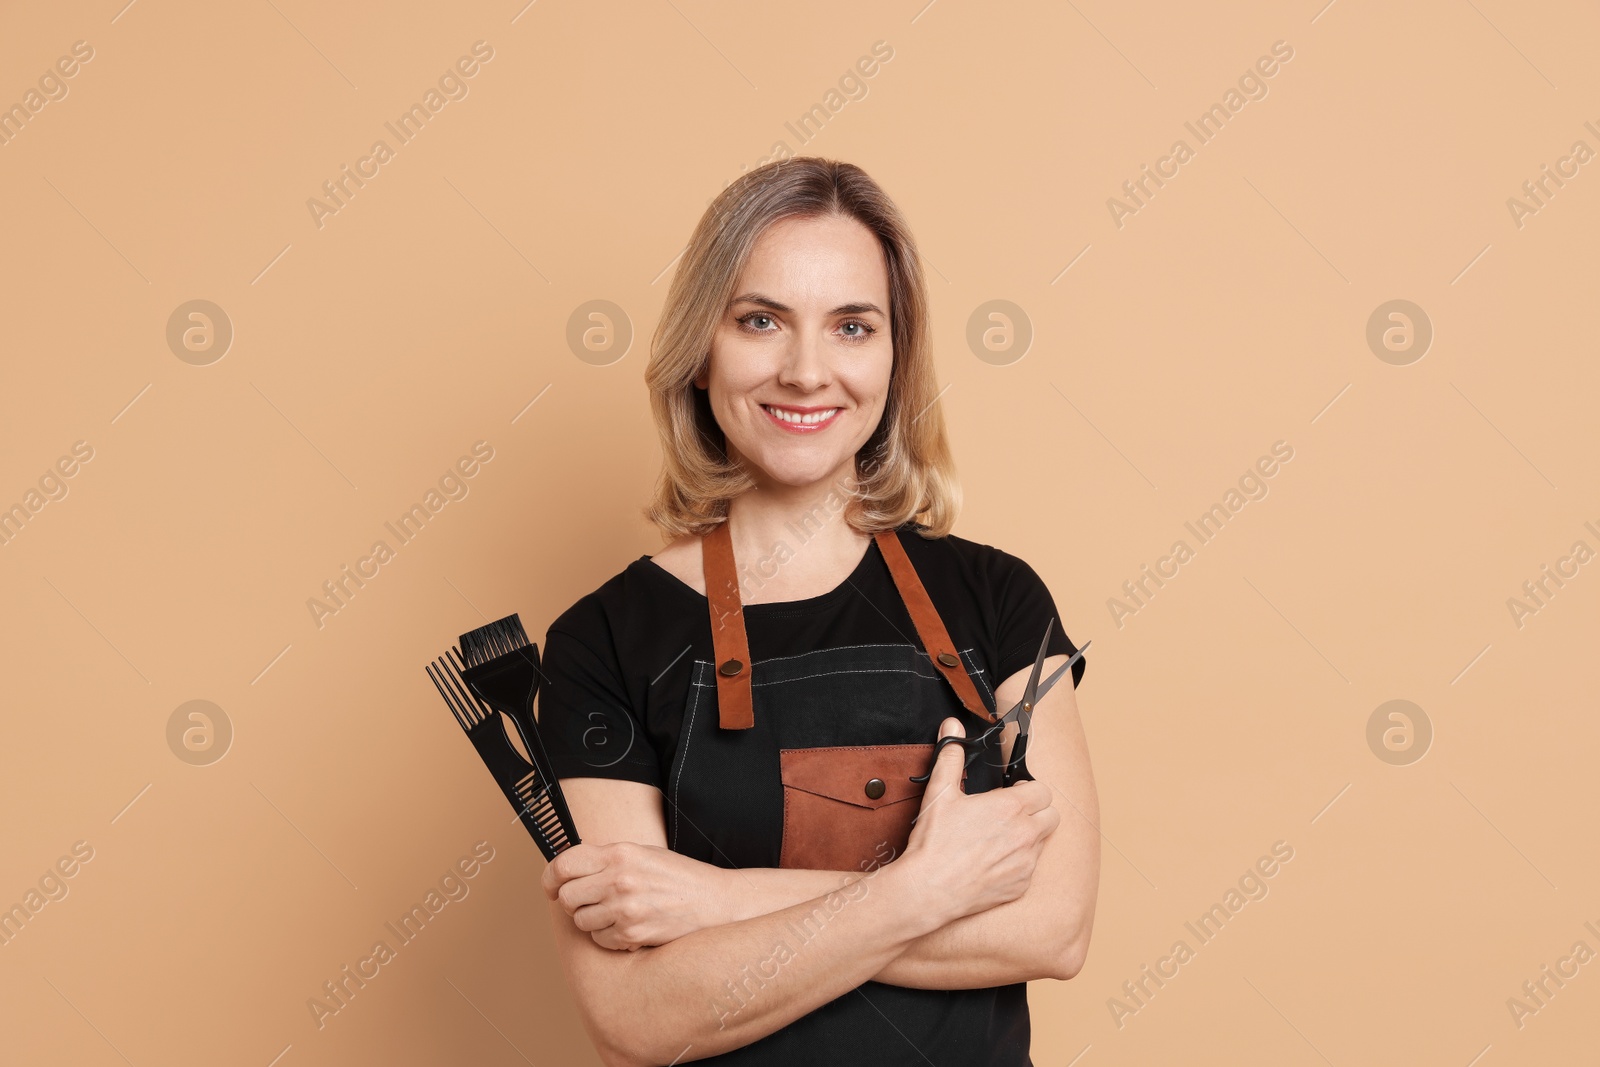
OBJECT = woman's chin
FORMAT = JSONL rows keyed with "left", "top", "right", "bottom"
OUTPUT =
{"left": 746, "top": 456, "right": 854, "bottom": 491}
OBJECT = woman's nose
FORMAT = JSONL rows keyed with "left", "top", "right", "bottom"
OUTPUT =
{"left": 775, "top": 330, "right": 829, "bottom": 390}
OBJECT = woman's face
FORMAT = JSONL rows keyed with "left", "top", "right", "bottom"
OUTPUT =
{"left": 695, "top": 212, "right": 894, "bottom": 492}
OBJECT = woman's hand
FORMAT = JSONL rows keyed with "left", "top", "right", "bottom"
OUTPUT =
{"left": 541, "top": 841, "right": 729, "bottom": 951}
{"left": 897, "top": 717, "right": 1061, "bottom": 922}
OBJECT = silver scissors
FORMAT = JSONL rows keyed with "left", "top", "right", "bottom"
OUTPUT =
{"left": 909, "top": 618, "right": 1090, "bottom": 788}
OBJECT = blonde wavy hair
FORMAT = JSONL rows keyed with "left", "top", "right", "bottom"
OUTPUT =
{"left": 642, "top": 157, "right": 960, "bottom": 542}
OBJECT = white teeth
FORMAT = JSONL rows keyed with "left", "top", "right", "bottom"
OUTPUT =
{"left": 763, "top": 405, "right": 839, "bottom": 425}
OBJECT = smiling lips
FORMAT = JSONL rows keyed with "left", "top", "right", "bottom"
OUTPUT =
{"left": 761, "top": 403, "right": 842, "bottom": 433}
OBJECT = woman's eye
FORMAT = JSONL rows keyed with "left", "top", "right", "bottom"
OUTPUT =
{"left": 736, "top": 313, "right": 875, "bottom": 340}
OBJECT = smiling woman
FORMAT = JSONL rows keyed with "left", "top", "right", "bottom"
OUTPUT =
{"left": 644, "top": 164, "right": 956, "bottom": 543}
{"left": 532, "top": 157, "right": 1098, "bottom": 1067}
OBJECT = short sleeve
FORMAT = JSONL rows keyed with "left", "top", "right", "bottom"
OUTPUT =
{"left": 536, "top": 623, "right": 661, "bottom": 788}
{"left": 992, "top": 553, "right": 1086, "bottom": 692}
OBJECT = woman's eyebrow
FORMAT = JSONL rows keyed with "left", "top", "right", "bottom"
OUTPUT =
{"left": 729, "top": 292, "right": 885, "bottom": 317}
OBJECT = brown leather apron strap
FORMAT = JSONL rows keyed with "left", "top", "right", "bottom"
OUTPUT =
{"left": 872, "top": 529, "right": 995, "bottom": 723}
{"left": 702, "top": 521, "right": 995, "bottom": 730}
{"left": 702, "top": 519, "right": 755, "bottom": 730}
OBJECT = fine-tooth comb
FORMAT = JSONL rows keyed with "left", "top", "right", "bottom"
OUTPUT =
{"left": 425, "top": 614, "right": 580, "bottom": 861}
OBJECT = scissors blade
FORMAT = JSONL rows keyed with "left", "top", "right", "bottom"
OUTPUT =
{"left": 993, "top": 637, "right": 1092, "bottom": 735}
{"left": 1017, "top": 619, "right": 1054, "bottom": 737}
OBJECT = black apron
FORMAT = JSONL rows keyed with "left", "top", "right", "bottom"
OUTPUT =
{"left": 663, "top": 522, "right": 1033, "bottom": 1066}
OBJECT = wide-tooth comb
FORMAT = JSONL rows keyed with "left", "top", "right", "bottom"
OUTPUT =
{"left": 425, "top": 641, "right": 580, "bottom": 861}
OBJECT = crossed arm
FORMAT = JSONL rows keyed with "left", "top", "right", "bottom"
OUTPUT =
{"left": 686, "top": 654, "right": 1099, "bottom": 988}
{"left": 544, "top": 656, "right": 1099, "bottom": 1064}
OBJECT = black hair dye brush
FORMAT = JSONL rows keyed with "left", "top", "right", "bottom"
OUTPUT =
{"left": 425, "top": 614, "right": 581, "bottom": 861}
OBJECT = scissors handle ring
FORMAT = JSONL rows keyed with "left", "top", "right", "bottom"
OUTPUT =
{"left": 908, "top": 733, "right": 987, "bottom": 784}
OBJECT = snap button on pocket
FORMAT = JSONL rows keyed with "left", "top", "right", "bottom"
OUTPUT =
{"left": 718, "top": 658, "right": 744, "bottom": 677}
{"left": 936, "top": 651, "right": 959, "bottom": 668}
{"left": 864, "top": 777, "right": 886, "bottom": 800}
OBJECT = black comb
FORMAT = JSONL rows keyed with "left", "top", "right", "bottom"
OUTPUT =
{"left": 425, "top": 614, "right": 580, "bottom": 861}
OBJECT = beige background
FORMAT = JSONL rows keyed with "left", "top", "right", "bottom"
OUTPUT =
{"left": 1, "top": 0, "right": 1596, "bottom": 1063}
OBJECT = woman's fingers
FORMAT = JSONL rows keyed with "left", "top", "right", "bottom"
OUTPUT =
{"left": 577, "top": 904, "right": 655, "bottom": 951}
{"left": 1035, "top": 803, "right": 1062, "bottom": 839}
{"left": 540, "top": 841, "right": 609, "bottom": 898}
{"left": 556, "top": 872, "right": 610, "bottom": 914}
{"left": 591, "top": 926, "right": 643, "bottom": 952}
{"left": 572, "top": 901, "right": 615, "bottom": 934}
{"left": 1012, "top": 779, "right": 1054, "bottom": 814}
{"left": 919, "top": 717, "right": 969, "bottom": 807}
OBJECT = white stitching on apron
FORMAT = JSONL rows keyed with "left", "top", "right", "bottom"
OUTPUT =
{"left": 686, "top": 647, "right": 984, "bottom": 685}
{"left": 747, "top": 648, "right": 990, "bottom": 699}
{"left": 727, "top": 640, "right": 942, "bottom": 666}
{"left": 749, "top": 665, "right": 970, "bottom": 688}
{"left": 671, "top": 669, "right": 706, "bottom": 850}
{"left": 966, "top": 649, "right": 996, "bottom": 704}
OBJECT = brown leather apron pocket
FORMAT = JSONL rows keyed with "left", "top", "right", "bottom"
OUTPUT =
{"left": 778, "top": 743, "right": 936, "bottom": 871}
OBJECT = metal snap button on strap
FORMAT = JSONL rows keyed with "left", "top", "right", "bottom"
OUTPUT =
{"left": 718, "top": 659, "right": 744, "bottom": 677}
{"left": 935, "top": 651, "right": 959, "bottom": 668}
{"left": 865, "top": 777, "right": 886, "bottom": 800}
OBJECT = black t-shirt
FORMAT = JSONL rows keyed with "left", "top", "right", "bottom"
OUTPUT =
{"left": 536, "top": 522, "right": 1086, "bottom": 1065}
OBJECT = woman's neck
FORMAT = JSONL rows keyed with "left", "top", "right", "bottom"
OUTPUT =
{"left": 724, "top": 465, "right": 871, "bottom": 604}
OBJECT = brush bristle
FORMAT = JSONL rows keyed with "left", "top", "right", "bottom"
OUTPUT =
{"left": 459, "top": 614, "right": 531, "bottom": 667}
